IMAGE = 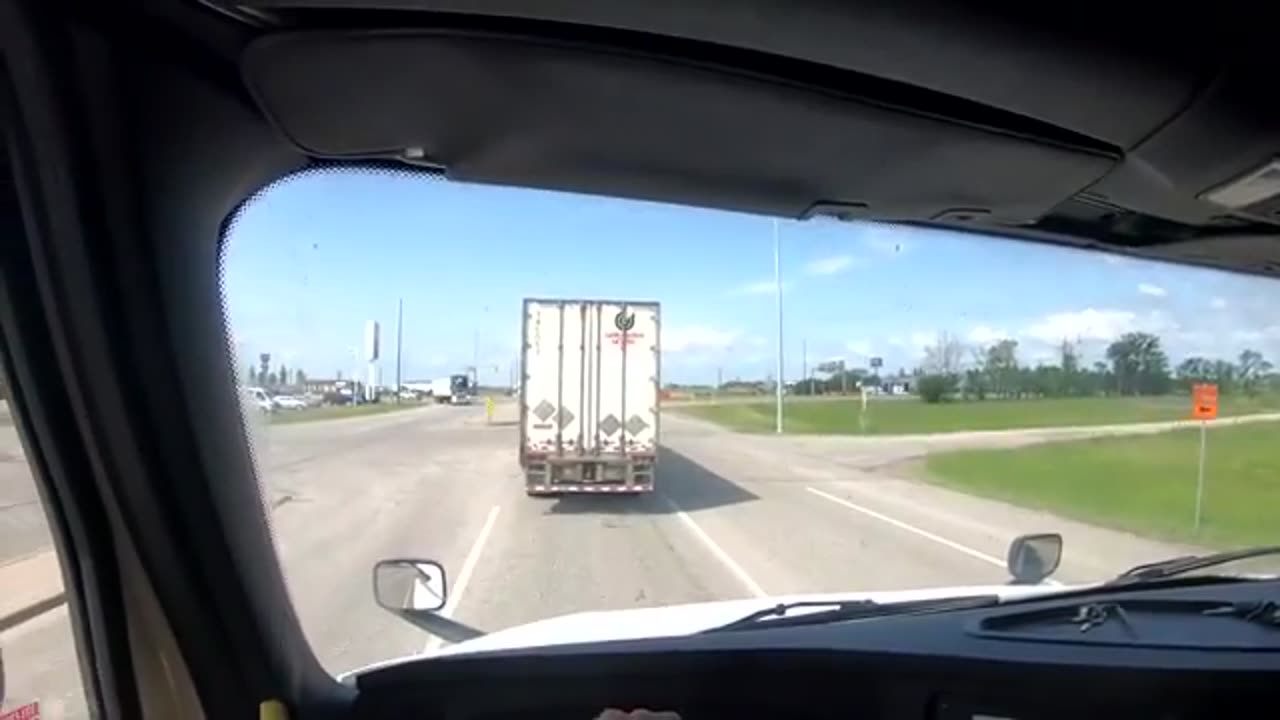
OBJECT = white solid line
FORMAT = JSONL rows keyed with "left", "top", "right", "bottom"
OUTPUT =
{"left": 805, "top": 487, "right": 1063, "bottom": 587}
{"left": 424, "top": 504, "right": 501, "bottom": 652}
{"left": 665, "top": 497, "right": 767, "bottom": 598}
{"left": 806, "top": 486, "right": 1007, "bottom": 568}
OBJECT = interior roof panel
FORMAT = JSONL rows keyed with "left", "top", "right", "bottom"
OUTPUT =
{"left": 199, "top": 0, "right": 1280, "bottom": 275}
{"left": 244, "top": 30, "right": 1115, "bottom": 221}
{"left": 225, "top": 0, "right": 1220, "bottom": 148}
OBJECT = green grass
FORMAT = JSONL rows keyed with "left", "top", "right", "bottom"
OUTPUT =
{"left": 926, "top": 422, "right": 1280, "bottom": 548}
{"left": 269, "top": 402, "right": 420, "bottom": 424}
{"left": 675, "top": 395, "right": 1280, "bottom": 435}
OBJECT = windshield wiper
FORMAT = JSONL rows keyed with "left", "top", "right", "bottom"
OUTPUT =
{"left": 704, "top": 594, "right": 1000, "bottom": 633}
{"left": 1112, "top": 546, "right": 1280, "bottom": 583}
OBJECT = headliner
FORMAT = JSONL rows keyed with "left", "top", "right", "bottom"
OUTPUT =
{"left": 181, "top": 0, "right": 1280, "bottom": 276}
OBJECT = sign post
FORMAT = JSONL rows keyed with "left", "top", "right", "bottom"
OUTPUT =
{"left": 485, "top": 395, "right": 495, "bottom": 425}
{"left": 1190, "top": 383, "right": 1218, "bottom": 532}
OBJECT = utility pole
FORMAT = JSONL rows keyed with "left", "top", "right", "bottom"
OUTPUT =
{"left": 395, "top": 298, "right": 404, "bottom": 404}
{"left": 716, "top": 366, "right": 723, "bottom": 402}
{"left": 773, "top": 218, "right": 784, "bottom": 434}
{"left": 472, "top": 305, "right": 490, "bottom": 390}
{"left": 472, "top": 329, "right": 479, "bottom": 389}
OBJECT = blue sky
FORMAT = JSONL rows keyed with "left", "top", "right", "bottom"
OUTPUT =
{"left": 223, "top": 170, "right": 1280, "bottom": 385}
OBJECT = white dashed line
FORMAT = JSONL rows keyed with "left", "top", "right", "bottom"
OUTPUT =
{"left": 805, "top": 486, "right": 1061, "bottom": 586}
{"left": 666, "top": 497, "right": 767, "bottom": 598}
{"left": 424, "top": 504, "right": 501, "bottom": 652}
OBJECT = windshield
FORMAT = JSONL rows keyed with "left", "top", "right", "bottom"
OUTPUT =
{"left": 219, "top": 169, "right": 1280, "bottom": 676}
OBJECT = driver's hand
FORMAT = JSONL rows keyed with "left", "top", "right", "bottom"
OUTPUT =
{"left": 594, "top": 709, "right": 681, "bottom": 720}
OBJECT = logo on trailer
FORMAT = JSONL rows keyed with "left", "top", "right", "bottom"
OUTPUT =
{"left": 615, "top": 309, "right": 636, "bottom": 332}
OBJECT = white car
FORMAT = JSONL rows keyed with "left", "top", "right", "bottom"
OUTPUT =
{"left": 273, "top": 395, "right": 307, "bottom": 410}
{"left": 243, "top": 387, "right": 275, "bottom": 414}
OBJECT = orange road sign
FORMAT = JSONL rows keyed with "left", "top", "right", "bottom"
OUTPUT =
{"left": 1191, "top": 383, "right": 1218, "bottom": 420}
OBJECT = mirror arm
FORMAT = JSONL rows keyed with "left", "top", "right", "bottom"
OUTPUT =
{"left": 394, "top": 609, "right": 485, "bottom": 644}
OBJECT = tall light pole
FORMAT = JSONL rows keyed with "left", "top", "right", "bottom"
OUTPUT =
{"left": 773, "top": 218, "right": 784, "bottom": 434}
{"left": 473, "top": 305, "right": 490, "bottom": 389}
{"left": 395, "top": 298, "right": 404, "bottom": 404}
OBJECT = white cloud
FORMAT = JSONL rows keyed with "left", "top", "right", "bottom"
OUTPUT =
{"left": 730, "top": 280, "right": 781, "bottom": 296}
{"left": 805, "top": 254, "right": 856, "bottom": 275}
{"left": 1101, "top": 254, "right": 1128, "bottom": 266}
{"left": 665, "top": 326, "right": 739, "bottom": 353}
{"left": 908, "top": 331, "right": 936, "bottom": 350}
{"left": 845, "top": 341, "right": 872, "bottom": 357}
{"left": 966, "top": 325, "right": 1010, "bottom": 344}
{"left": 1025, "top": 308, "right": 1148, "bottom": 343}
{"left": 1138, "top": 283, "right": 1168, "bottom": 297}
{"left": 1210, "top": 297, "right": 1228, "bottom": 310}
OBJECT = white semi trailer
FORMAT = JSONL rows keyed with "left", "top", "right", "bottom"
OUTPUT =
{"left": 520, "top": 299, "right": 660, "bottom": 496}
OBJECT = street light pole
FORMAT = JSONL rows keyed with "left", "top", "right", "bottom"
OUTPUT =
{"left": 774, "top": 218, "right": 784, "bottom": 434}
{"left": 395, "top": 297, "right": 404, "bottom": 404}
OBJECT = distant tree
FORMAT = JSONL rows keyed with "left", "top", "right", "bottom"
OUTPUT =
{"left": 1106, "top": 332, "right": 1170, "bottom": 395}
{"left": 814, "top": 359, "right": 846, "bottom": 394}
{"left": 962, "top": 368, "right": 988, "bottom": 400}
{"left": 923, "top": 332, "right": 965, "bottom": 376}
{"left": 265, "top": 371, "right": 278, "bottom": 386}
{"left": 278, "top": 364, "right": 288, "bottom": 387}
{"left": 1088, "top": 361, "right": 1109, "bottom": 395}
{"left": 916, "top": 373, "right": 956, "bottom": 404}
{"left": 295, "top": 369, "right": 308, "bottom": 385}
{"left": 1238, "top": 349, "right": 1273, "bottom": 397}
{"left": 1059, "top": 340, "right": 1081, "bottom": 396}
{"left": 1176, "top": 356, "right": 1213, "bottom": 392}
{"left": 982, "top": 339, "right": 1019, "bottom": 398}
{"left": 248, "top": 365, "right": 257, "bottom": 386}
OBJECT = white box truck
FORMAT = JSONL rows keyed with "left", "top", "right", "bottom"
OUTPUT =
{"left": 520, "top": 298, "right": 660, "bottom": 495}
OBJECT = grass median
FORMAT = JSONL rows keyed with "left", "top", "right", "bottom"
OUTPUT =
{"left": 675, "top": 395, "right": 1280, "bottom": 435}
{"left": 269, "top": 402, "right": 422, "bottom": 424}
{"left": 925, "top": 421, "right": 1280, "bottom": 548}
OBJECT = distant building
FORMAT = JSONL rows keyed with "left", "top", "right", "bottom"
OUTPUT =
{"left": 877, "top": 374, "right": 913, "bottom": 396}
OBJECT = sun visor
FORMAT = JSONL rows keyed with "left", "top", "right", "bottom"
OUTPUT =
{"left": 243, "top": 30, "right": 1116, "bottom": 221}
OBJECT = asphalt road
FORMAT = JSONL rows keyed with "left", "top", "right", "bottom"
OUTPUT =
{"left": 1, "top": 401, "right": 1212, "bottom": 717}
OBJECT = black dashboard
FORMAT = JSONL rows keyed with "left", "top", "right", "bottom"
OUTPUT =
{"left": 351, "top": 582, "right": 1280, "bottom": 720}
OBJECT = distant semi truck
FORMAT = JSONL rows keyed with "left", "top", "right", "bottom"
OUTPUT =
{"left": 403, "top": 374, "right": 472, "bottom": 405}
{"left": 520, "top": 298, "right": 660, "bottom": 496}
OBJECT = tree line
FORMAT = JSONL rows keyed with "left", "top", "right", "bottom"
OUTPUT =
{"left": 247, "top": 364, "right": 308, "bottom": 388}
{"left": 914, "top": 331, "right": 1275, "bottom": 404}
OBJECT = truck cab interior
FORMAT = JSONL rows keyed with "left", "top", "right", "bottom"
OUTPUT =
{"left": 2, "top": 0, "right": 1279, "bottom": 718}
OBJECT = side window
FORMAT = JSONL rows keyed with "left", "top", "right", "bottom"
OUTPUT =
{"left": 0, "top": 370, "right": 89, "bottom": 719}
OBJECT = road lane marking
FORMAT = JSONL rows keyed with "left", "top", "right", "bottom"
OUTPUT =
{"left": 425, "top": 504, "right": 501, "bottom": 652}
{"left": 805, "top": 487, "right": 1063, "bottom": 586}
{"left": 665, "top": 497, "right": 767, "bottom": 598}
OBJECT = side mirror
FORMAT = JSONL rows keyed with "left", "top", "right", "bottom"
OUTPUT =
{"left": 371, "top": 559, "right": 485, "bottom": 644}
{"left": 373, "top": 559, "right": 447, "bottom": 612}
{"left": 1006, "top": 533, "right": 1062, "bottom": 585}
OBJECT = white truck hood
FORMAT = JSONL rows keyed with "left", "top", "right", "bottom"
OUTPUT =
{"left": 346, "top": 583, "right": 1082, "bottom": 678}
